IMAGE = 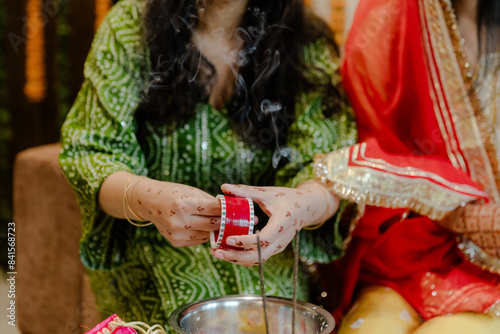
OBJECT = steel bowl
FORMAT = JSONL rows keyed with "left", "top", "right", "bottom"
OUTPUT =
{"left": 169, "top": 294, "right": 335, "bottom": 334}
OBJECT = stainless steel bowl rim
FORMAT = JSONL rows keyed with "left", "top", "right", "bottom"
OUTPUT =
{"left": 169, "top": 294, "right": 335, "bottom": 334}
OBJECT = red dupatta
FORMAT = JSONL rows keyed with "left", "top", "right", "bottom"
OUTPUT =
{"left": 315, "top": 0, "right": 500, "bottom": 322}
{"left": 339, "top": 0, "right": 499, "bottom": 202}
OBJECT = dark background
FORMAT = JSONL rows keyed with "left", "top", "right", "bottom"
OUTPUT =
{"left": 0, "top": 0, "right": 120, "bottom": 272}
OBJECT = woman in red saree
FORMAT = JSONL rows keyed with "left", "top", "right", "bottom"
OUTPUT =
{"left": 311, "top": 0, "right": 500, "bottom": 332}
{"left": 217, "top": 0, "right": 500, "bottom": 332}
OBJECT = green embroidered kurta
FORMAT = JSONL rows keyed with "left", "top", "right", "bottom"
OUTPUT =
{"left": 59, "top": 0, "right": 356, "bottom": 330}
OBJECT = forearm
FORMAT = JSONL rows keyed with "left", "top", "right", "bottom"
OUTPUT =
{"left": 99, "top": 171, "right": 174, "bottom": 223}
{"left": 98, "top": 171, "right": 147, "bottom": 220}
{"left": 296, "top": 180, "right": 340, "bottom": 227}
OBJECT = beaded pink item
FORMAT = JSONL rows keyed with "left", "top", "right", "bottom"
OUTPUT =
{"left": 85, "top": 314, "right": 137, "bottom": 334}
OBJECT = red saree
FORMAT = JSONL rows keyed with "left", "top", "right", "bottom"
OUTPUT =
{"left": 315, "top": 0, "right": 500, "bottom": 322}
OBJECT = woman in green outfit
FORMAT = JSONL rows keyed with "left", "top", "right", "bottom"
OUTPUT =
{"left": 59, "top": 0, "right": 356, "bottom": 329}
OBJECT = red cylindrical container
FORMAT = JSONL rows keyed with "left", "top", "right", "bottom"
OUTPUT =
{"left": 211, "top": 195, "right": 254, "bottom": 251}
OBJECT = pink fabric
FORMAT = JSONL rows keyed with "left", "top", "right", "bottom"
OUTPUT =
{"left": 85, "top": 314, "right": 137, "bottom": 334}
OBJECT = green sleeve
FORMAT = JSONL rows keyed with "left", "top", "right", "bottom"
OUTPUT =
{"left": 58, "top": 0, "right": 149, "bottom": 265}
{"left": 275, "top": 39, "right": 357, "bottom": 263}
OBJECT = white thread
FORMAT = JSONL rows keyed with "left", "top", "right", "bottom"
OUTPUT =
{"left": 110, "top": 319, "right": 167, "bottom": 334}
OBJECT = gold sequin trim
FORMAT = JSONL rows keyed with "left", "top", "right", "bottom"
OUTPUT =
{"left": 438, "top": 0, "right": 474, "bottom": 88}
{"left": 314, "top": 147, "right": 481, "bottom": 221}
{"left": 487, "top": 300, "right": 500, "bottom": 319}
{"left": 342, "top": 203, "right": 365, "bottom": 249}
{"left": 457, "top": 237, "right": 500, "bottom": 275}
{"left": 419, "top": 0, "right": 500, "bottom": 201}
{"left": 474, "top": 53, "right": 500, "bottom": 201}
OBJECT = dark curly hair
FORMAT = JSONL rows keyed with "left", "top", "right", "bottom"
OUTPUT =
{"left": 136, "top": 0, "right": 340, "bottom": 148}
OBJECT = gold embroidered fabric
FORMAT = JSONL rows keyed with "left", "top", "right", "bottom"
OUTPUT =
{"left": 457, "top": 237, "right": 500, "bottom": 276}
{"left": 419, "top": 270, "right": 500, "bottom": 319}
{"left": 418, "top": 0, "right": 500, "bottom": 273}
{"left": 474, "top": 53, "right": 500, "bottom": 202}
{"left": 487, "top": 300, "right": 500, "bottom": 318}
{"left": 317, "top": 0, "right": 500, "bottom": 320}
{"left": 314, "top": 144, "right": 482, "bottom": 221}
{"left": 419, "top": 0, "right": 500, "bottom": 202}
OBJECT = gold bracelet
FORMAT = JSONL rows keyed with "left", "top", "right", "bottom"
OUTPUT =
{"left": 302, "top": 180, "right": 332, "bottom": 231}
{"left": 123, "top": 176, "right": 153, "bottom": 227}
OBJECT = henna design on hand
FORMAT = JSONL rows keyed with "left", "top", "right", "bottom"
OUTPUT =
{"left": 254, "top": 187, "right": 266, "bottom": 192}
{"left": 158, "top": 210, "right": 162, "bottom": 215}
{"left": 278, "top": 226, "right": 284, "bottom": 233}
{"left": 275, "top": 192, "right": 285, "bottom": 197}
{"left": 170, "top": 210, "right": 176, "bottom": 217}
{"left": 197, "top": 206, "right": 205, "bottom": 212}
{"left": 260, "top": 240, "right": 270, "bottom": 248}
{"left": 236, "top": 241, "right": 244, "bottom": 247}
{"left": 286, "top": 211, "right": 291, "bottom": 218}
{"left": 296, "top": 191, "right": 303, "bottom": 195}
{"left": 181, "top": 195, "right": 189, "bottom": 199}
{"left": 293, "top": 219, "right": 298, "bottom": 226}
{"left": 158, "top": 190, "right": 163, "bottom": 195}
{"left": 294, "top": 203, "right": 300, "bottom": 208}
{"left": 184, "top": 225, "right": 192, "bottom": 229}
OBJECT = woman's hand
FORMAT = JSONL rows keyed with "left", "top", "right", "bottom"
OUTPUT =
{"left": 99, "top": 171, "right": 221, "bottom": 247}
{"left": 210, "top": 181, "right": 339, "bottom": 266}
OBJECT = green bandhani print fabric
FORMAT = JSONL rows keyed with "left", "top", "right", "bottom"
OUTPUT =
{"left": 59, "top": 0, "right": 356, "bottom": 330}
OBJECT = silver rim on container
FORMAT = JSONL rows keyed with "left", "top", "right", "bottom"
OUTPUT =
{"left": 169, "top": 294, "right": 335, "bottom": 334}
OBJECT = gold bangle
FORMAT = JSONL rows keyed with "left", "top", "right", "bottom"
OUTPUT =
{"left": 302, "top": 180, "right": 332, "bottom": 231}
{"left": 302, "top": 222, "right": 327, "bottom": 231}
{"left": 123, "top": 176, "right": 153, "bottom": 227}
